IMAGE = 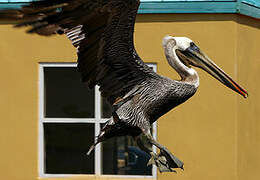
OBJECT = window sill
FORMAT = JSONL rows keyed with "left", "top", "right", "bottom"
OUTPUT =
{"left": 39, "top": 174, "right": 156, "bottom": 179}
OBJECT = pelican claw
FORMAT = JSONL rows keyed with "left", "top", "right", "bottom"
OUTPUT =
{"left": 147, "top": 154, "right": 155, "bottom": 166}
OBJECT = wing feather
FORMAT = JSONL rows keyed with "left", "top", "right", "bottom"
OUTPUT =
{"left": 0, "top": 0, "right": 157, "bottom": 104}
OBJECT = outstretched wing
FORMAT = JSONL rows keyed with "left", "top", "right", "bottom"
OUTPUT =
{"left": 0, "top": 0, "right": 156, "bottom": 104}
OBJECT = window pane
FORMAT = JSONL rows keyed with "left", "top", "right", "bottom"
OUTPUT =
{"left": 44, "top": 67, "right": 94, "bottom": 118}
{"left": 44, "top": 123, "right": 94, "bottom": 174}
{"left": 102, "top": 136, "right": 152, "bottom": 175}
{"left": 101, "top": 97, "right": 112, "bottom": 118}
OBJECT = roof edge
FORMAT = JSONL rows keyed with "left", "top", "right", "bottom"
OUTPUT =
{"left": 238, "top": 1, "right": 260, "bottom": 19}
{"left": 138, "top": 2, "right": 237, "bottom": 14}
{"left": 0, "top": 1, "right": 259, "bottom": 19}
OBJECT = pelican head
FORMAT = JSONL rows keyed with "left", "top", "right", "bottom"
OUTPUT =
{"left": 163, "top": 35, "right": 248, "bottom": 98}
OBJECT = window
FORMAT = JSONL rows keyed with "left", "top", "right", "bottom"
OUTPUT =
{"left": 39, "top": 63, "right": 157, "bottom": 178}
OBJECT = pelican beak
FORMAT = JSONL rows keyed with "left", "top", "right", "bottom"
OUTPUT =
{"left": 176, "top": 44, "right": 248, "bottom": 98}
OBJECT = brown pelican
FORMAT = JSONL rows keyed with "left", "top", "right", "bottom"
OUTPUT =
{"left": 0, "top": 0, "right": 248, "bottom": 173}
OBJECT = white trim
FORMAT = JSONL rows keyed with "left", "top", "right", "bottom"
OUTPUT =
{"left": 100, "top": 175, "right": 155, "bottom": 179}
{"left": 38, "top": 62, "right": 158, "bottom": 178}
{"left": 95, "top": 85, "right": 102, "bottom": 175}
{"left": 38, "top": 64, "right": 45, "bottom": 177}
{"left": 41, "top": 174, "right": 155, "bottom": 179}
{"left": 42, "top": 117, "right": 109, "bottom": 123}
{"left": 39, "top": 62, "right": 77, "bottom": 67}
{"left": 41, "top": 118, "right": 96, "bottom": 123}
{"left": 149, "top": 64, "right": 158, "bottom": 178}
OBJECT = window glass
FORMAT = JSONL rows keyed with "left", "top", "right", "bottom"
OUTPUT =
{"left": 102, "top": 136, "right": 152, "bottom": 175}
{"left": 44, "top": 67, "right": 94, "bottom": 118}
{"left": 101, "top": 97, "right": 112, "bottom": 118}
{"left": 44, "top": 123, "right": 95, "bottom": 174}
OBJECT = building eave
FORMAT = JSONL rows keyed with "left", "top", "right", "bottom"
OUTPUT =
{"left": 138, "top": 1, "right": 237, "bottom": 14}
{"left": 0, "top": 1, "right": 259, "bottom": 19}
{"left": 238, "top": 1, "right": 260, "bottom": 19}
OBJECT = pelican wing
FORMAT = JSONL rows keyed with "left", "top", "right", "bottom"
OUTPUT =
{"left": 0, "top": 0, "right": 155, "bottom": 103}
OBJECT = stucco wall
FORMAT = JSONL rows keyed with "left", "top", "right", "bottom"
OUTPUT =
{"left": 0, "top": 14, "right": 258, "bottom": 180}
{"left": 236, "top": 15, "right": 260, "bottom": 180}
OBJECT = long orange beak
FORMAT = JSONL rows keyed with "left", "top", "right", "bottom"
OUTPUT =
{"left": 177, "top": 44, "right": 248, "bottom": 98}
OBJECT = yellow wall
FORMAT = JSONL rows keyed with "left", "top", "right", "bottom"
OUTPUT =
{"left": 236, "top": 16, "right": 260, "bottom": 180}
{"left": 0, "top": 14, "right": 259, "bottom": 180}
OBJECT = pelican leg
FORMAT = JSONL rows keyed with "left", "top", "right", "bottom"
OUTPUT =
{"left": 136, "top": 132, "right": 184, "bottom": 173}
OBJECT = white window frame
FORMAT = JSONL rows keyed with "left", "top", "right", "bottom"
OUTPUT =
{"left": 38, "top": 62, "right": 157, "bottom": 178}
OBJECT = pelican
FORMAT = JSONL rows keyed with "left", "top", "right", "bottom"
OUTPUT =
{"left": 0, "top": 0, "right": 248, "bottom": 172}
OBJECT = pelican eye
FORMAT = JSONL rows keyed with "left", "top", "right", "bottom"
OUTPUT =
{"left": 190, "top": 42, "right": 200, "bottom": 52}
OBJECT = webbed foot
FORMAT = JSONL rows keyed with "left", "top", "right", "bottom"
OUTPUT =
{"left": 158, "top": 147, "right": 184, "bottom": 171}
{"left": 147, "top": 152, "right": 176, "bottom": 172}
{"left": 147, "top": 149, "right": 184, "bottom": 172}
{"left": 136, "top": 132, "right": 184, "bottom": 173}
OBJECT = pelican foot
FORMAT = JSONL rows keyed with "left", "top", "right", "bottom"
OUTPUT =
{"left": 147, "top": 149, "right": 184, "bottom": 173}
{"left": 147, "top": 152, "right": 176, "bottom": 172}
{"left": 158, "top": 147, "right": 184, "bottom": 171}
{"left": 136, "top": 132, "right": 184, "bottom": 172}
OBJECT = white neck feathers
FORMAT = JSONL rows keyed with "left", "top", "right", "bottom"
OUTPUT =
{"left": 163, "top": 37, "right": 200, "bottom": 88}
